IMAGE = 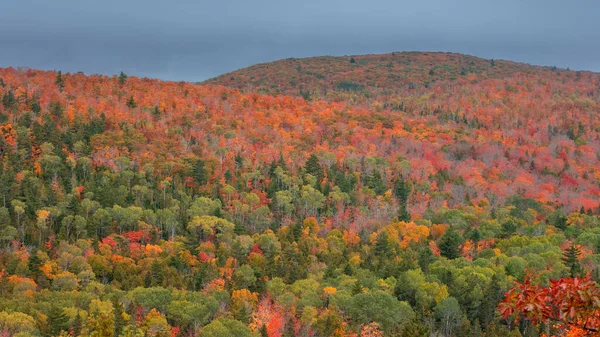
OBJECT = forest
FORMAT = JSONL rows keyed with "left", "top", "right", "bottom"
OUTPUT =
{"left": 0, "top": 52, "right": 599, "bottom": 336}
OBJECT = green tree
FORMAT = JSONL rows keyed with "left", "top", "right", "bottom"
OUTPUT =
{"left": 479, "top": 273, "right": 503, "bottom": 330}
{"left": 73, "top": 311, "right": 83, "bottom": 337}
{"left": 562, "top": 242, "right": 583, "bottom": 277}
{"left": 166, "top": 296, "right": 219, "bottom": 331}
{"left": 344, "top": 291, "right": 415, "bottom": 333}
{"left": 126, "top": 96, "right": 137, "bottom": 109}
{"left": 46, "top": 305, "right": 69, "bottom": 337}
{"left": 198, "top": 318, "right": 251, "bottom": 337}
{"left": 400, "top": 318, "right": 430, "bottom": 337}
{"left": 438, "top": 228, "right": 464, "bottom": 259}
{"left": 112, "top": 296, "right": 125, "bottom": 337}
{"left": 118, "top": 71, "right": 128, "bottom": 85}
{"left": 304, "top": 153, "right": 322, "bottom": 181}
{"left": 393, "top": 175, "right": 411, "bottom": 221}
{"left": 435, "top": 297, "right": 463, "bottom": 336}
{"left": 193, "top": 159, "right": 208, "bottom": 185}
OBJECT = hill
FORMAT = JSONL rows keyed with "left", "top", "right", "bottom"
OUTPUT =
{"left": 204, "top": 51, "right": 558, "bottom": 98}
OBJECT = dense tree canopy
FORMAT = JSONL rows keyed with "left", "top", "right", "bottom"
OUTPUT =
{"left": 0, "top": 52, "right": 599, "bottom": 336}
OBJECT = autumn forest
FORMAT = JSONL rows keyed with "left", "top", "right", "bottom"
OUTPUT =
{"left": 0, "top": 52, "right": 599, "bottom": 336}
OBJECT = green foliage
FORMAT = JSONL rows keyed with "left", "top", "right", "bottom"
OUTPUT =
{"left": 438, "top": 229, "right": 464, "bottom": 259}
{"left": 344, "top": 291, "right": 415, "bottom": 332}
{"left": 46, "top": 305, "right": 69, "bottom": 337}
{"left": 336, "top": 81, "right": 363, "bottom": 91}
{"left": 118, "top": 71, "right": 128, "bottom": 85}
{"left": 562, "top": 242, "right": 583, "bottom": 277}
{"left": 198, "top": 318, "right": 251, "bottom": 337}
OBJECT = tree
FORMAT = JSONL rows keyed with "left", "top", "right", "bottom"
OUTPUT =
{"left": 46, "top": 305, "right": 69, "bottom": 337}
{"left": 344, "top": 291, "right": 415, "bottom": 333}
{"left": 304, "top": 154, "right": 322, "bottom": 181}
{"left": 126, "top": 96, "right": 137, "bottom": 109}
{"left": 435, "top": 297, "right": 463, "bottom": 336}
{"left": 73, "top": 311, "right": 83, "bottom": 337}
{"left": 479, "top": 273, "right": 504, "bottom": 330}
{"left": 112, "top": 296, "right": 125, "bottom": 337}
{"left": 55, "top": 71, "right": 65, "bottom": 91}
{"left": 1, "top": 90, "right": 15, "bottom": 110}
{"left": 0, "top": 311, "right": 38, "bottom": 335}
{"left": 438, "top": 228, "right": 464, "bottom": 259}
{"left": 118, "top": 71, "right": 128, "bottom": 85}
{"left": 166, "top": 296, "right": 219, "bottom": 331}
{"left": 562, "top": 243, "right": 583, "bottom": 278}
{"left": 393, "top": 176, "right": 411, "bottom": 221}
{"left": 198, "top": 318, "right": 251, "bottom": 337}
{"left": 400, "top": 318, "right": 430, "bottom": 337}
{"left": 193, "top": 159, "right": 208, "bottom": 185}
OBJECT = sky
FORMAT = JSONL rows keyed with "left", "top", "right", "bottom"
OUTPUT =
{"left": 1, "top": 0, "right": 599, "bottom": 82}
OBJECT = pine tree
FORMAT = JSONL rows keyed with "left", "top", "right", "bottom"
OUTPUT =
{"left": 562, "top": 243, "right": 583, "bottom": 277}
{"left": 112, "top": 296, "right": 125, "bottom": 337}
{"left": 126, "top": 96, "right": 137, "bottom": 109}
{"left": 479, "top": 274, "right": 503, "bottom": 330}
{"left": 55, "top": 71, "right": 64, "bottom": 91}
{"left": 151, "top": 105, "right": 161, "bottom": 117}
{"left": 118, "top": 71, "right": 128, "bottom": 85}
{"left": 367, "top": 171, "right": 386, "bottom": 195}
{"left": 151, "top": 259, "right": 164, "bottom": 286}
{"left": 193, "top": 159, "right": 207, "bottom": 185}
{"left": 28, "top": 249, "right": 42, "bottom": 278}
{"left": 73, "top": 311, "right": 83, "bottom": 337}
{"left": 2, "top": 90, "right": 16, "bottom": 111}
{"left": 260, "top": 324, "right": 268, "bottom": 337}
{"left": 46, "top": 305, "right": 69, "bottom": 336}
{"left": 304, "top": 153, "right": 322, "bottom": 180}
{"left": 438, "top": 229, "right": 464, "bottom": 259}
{"left": 393, "top": 175, "right": 411, "bottom": 221}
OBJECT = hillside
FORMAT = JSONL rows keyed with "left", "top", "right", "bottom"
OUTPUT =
{"left": 0, "top": 54, "right": 599, "bottom": 336}
{"left": 204, "top": 52, "right": 557, "bottom": 98}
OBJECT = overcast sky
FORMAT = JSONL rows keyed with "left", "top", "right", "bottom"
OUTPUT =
{"left": 1, "top": 0, "right": 598, "bottom": 81}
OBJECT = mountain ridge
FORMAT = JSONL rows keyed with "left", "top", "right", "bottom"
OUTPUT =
{"left": 202, "top": 51, "right": 587, "bottom": 97}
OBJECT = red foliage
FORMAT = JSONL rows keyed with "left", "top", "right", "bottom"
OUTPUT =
{"left": 499, "top": 277, "right": 600, "bottom": 335}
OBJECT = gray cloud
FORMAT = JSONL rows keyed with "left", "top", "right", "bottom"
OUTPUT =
{"left": 1, "top": 0, "right": 598, "bottom": 81}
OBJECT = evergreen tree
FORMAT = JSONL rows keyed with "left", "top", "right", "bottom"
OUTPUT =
{"left": 417, "top": 247, "right": 436, "bottom": 273}
{"left": 304, "top": 153, "right": 322, "bottom": 180}
{"left": 28, "top": 249, "right": 42, "bottom": 278}
{"left": 193, "top": 159, "right": 208, "bottom": 185}
{"left": 562, "top": 243, "right": 583, "bottom": 277}
{"left": 118, "top": 71, "right": 128, "bottom": 85}
{"left": 260, "top": 324, "right": 268, "bottom": 337}
{"left": 73, "top": 311, "right": 83, "bottom": 337}
{"left": 1, "top": 90, "right": 15, "bottom": 110}
{"left": 126, "top": 96, "right": 137, "bottom": 109}
{"left": 46, "top": 305, "right": 69, "bottom": 337}
{"left": 55, "top": 71, "right": 64, "bottom": 91}
{"left": 438, "top": 228, "right": 464, "bottom": 259}
{"left": 29, "top": 97, "right": 41, "bottom": 114}
{"left": 113, "top": 296, "right": 125, "bottom": 337}
{"left": 400, "top": 318, "right": 430, "bottom": 337}
{"left": 151, "top": 259, "right": 164, "bottom": 286}
{"left": 479, "top": 273, "right": 503, "bottom": 330}
{"left": 393, "top": 175, "right": 411, "bottom": 221}
{"left": 367, "top": 171, "right": 386, "bottom": 195}
{"left": 152, "top": 105, "right": 161, "bottom": 117}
